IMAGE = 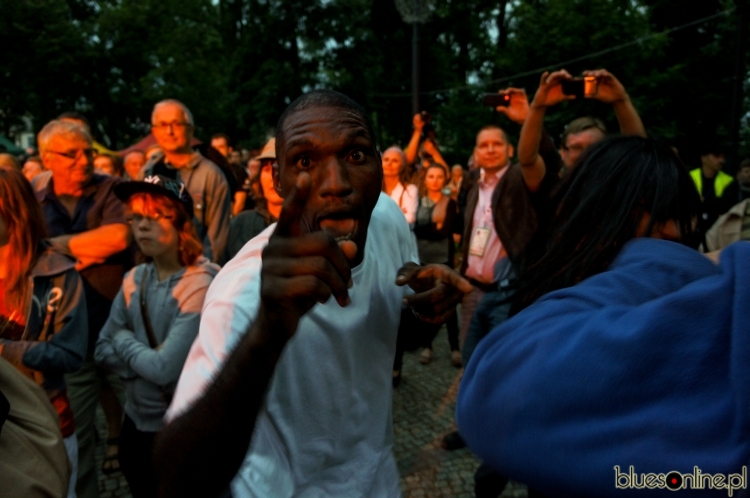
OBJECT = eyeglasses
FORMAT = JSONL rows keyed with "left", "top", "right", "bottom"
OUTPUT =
{"left": 152, "top": 122, "right": 192, "bottom": 131}
{"left": 125, "top": 213, "right": 174, "bottom": 224}
{"left": 46, "top": 148, "right": 95, "bottom": 162}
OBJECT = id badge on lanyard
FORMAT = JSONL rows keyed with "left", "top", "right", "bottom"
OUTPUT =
{"left": 469, "top": 227, "right": 491, "bottom": 257}
{"left": 469, "top": 199, "right": 493, "bottom": 257}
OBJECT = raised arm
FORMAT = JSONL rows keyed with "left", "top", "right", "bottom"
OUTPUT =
{"left": 515, "top": 72, "right": 573, "bottom": 192}
{"left": 153, "top": 173, "right": 357, "bottom": 497}
{"left": 584, "top": 69, "right": 646, "bottom": 138}
{"left": 404, "top": 114, "right": 425, "bottom": 166}
{"left": 421, "top": 139, "right": 449, "bottom": 170}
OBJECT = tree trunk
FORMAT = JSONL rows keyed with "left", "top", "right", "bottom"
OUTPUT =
{"left": 497, "top": 0, "right": 509, "bottom": 49}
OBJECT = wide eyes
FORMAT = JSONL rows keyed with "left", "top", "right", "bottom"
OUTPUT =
{"left": 293, "top": 149, "right": 368, "bottom": 169}
{"left": 349, "top": 150, "right": 366, "bottom": 163}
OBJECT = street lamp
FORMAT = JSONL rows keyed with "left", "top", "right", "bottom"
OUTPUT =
{"left": 395, "top": 0, "right": 435, "bottom": 115}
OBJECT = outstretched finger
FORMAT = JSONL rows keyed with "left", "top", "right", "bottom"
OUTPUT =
{"left": 395, "top": 262, "right": 422, "bottom": 287}
{"left": 274, "top": 172, "right": 311, "bottom": 238}
{"left": 404, "top": 264, "right": 473, "bottom": 294}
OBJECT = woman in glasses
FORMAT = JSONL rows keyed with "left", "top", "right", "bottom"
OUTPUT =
{"left": 95, "top": 175, "right": 219, "bottom": 498}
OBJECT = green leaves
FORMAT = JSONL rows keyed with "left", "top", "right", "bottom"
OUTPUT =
{"left": 2, "top": 0, "right": 748, "bottom": 165}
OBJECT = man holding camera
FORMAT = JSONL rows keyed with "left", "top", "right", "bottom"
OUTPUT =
{"left": 515, "top": 68, "right": 646, "bottom": 185}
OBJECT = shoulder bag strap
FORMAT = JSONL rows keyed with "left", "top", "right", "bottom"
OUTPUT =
{"left": 139, "top": 269, "right": 159, "bottom": 349}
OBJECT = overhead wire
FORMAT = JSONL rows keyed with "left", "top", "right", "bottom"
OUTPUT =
{"left": 373, "top": 7, "right": 736, "bottom": 98}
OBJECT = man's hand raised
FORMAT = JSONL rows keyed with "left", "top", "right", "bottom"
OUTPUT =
{"left": 260, "top": 173, "right": 357, "bottom": 338}
{"left": 395, "top": 263, "right": 473, "bottom": 324}
{"left": 494, "top": 88, "right": 529, "bottom": 125}
{"left": 413, "top": 113, "right": 425, "bottom": 132}
{"left": 531, "top": 69, "right": 575, "bottom": 109}
{"left": 583, "top": 69, "right": 628, "bottom": 104}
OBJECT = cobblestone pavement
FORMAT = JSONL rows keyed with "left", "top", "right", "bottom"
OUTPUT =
{"left": 95, "top": 326, "right": 527, "bottom": 498}
{"left": 94, "top": 407, "right": 131, "bottom": 498}
{"left": 393, "top": 326, "right": 526, "bottom": 498}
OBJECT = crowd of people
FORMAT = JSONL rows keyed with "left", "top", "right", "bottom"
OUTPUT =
{"left": 0, "top": 66, "right": 748, "bottom": 498}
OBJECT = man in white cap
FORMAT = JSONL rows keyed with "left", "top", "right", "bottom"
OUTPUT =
{"left": 220, "top": 138, "right": 284, "bottom": 264}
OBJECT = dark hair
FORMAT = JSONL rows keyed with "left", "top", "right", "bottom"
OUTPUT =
{"left": 512, "top": 136, "right": 702, "bottom": 314}
{"left": 0, "top": 167, "right": 47, "bottom": 313}
{"left": 560, "top": 116, "right": 607, "bottom": 148}
{"left": 698, "top": 140, "right": 725, "bottom": 157}
{"left": 211, "top": 133, "right": 231, "bottom": 146}
{"left": 738, "top": 158, "right": 750, "bottom": 170}
{"left": 477, "top": 124, "right": 509, "bottom": 144}
{"left": 95, "top": 153, "right": 124, "bottom": 177}
{"left": 275, "top": 90, "right": 375, "bottom": 162}
{"left": 57, "top": 111, "right": 91, "bottom": 132}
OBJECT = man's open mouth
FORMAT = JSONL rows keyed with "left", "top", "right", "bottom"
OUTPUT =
{"left": 318, "top": 217, "right": 358, "bottom": 241}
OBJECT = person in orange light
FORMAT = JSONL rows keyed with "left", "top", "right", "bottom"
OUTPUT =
{"left": 0, "top": 166, "right": 87, "bottom": 498}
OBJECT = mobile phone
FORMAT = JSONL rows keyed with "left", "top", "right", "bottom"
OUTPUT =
{"left": 561, "top": 77, "right": 598, "bottom": 99}
{"left": 482, "top": 94, "right": 511, "bottom": 108}
{"left": 561, "top": 79, "right": 585, "bottom": 98}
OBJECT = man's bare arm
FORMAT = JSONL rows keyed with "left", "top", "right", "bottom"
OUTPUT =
{"left": 514, "top": 73, "right": 573, "bottom": 192}
{"left": 584, "top": 69, "right": 646, "bottom": 138}
{"left": 153, "top": 173, "right": 356, "bottom": 497}
{"left": 404, "top": 114, "right": 424, "bottom": 166}
{"left": 421, "top": 139, "right": 449, "bottom": 169}
{"left": 153, "top": 312, "right": 287, "bottom": 497}
{"left": 50, "top": 223, "right": 131, "bottom": 270}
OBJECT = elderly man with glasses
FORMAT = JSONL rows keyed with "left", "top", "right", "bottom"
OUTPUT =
{"left": 32, "top": 119, "right": 132, "bottom": 498}
{"left": 139, "top": 99, "right": 231, "bottom": 263}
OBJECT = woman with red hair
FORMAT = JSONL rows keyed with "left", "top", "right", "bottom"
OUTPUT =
{"left": 95, "top": 175, "right": 219, "bottom": 498}
{"left": 0, "top": 166, "right": 87, "bottom": 498}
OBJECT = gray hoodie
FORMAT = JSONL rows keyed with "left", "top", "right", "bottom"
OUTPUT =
{"left": 94, "top": 257, "right": 219, "bottom": 431}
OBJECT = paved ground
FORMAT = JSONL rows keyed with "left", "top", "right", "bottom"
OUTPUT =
{"left": 95, "top": 326, "right": 527, "bottom": 497}
{"left": 393, "top": 326, "right": 527, "bottom": 498}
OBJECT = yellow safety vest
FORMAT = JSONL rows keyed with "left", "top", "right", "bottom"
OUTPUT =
{"left": 690, "top": 168, "right": 734, "bottom": 198}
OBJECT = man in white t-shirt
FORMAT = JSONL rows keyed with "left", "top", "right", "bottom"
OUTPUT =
{"left": 153, "top": 90, "right": 472, "bottom": 497}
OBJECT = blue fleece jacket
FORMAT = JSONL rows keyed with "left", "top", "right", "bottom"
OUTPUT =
{"left": 457, "top": 239, "right": 750, "bottom": 497}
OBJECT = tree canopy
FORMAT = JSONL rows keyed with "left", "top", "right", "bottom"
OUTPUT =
{"left": 2, "top": 0, "right": 748, "bottom": 168}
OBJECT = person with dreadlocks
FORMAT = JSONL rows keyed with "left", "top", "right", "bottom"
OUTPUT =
{"left": 456, "top": 136, "right": 750, "bottom": 497}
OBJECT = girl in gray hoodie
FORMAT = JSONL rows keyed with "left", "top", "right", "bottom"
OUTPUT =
{"left": 95, "top": 175, "right": 219, "bottom": 498}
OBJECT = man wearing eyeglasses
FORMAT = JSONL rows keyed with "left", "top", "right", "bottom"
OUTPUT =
{"left": 32, "top": 119, "right": 132, "bottom": 498}
{"left": 139, "top": 99, "right": 231, "bottom": 264}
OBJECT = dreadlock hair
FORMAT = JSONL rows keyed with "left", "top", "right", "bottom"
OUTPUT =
{"left": 511, "top": 135, "right": 702, "bottom": 315}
